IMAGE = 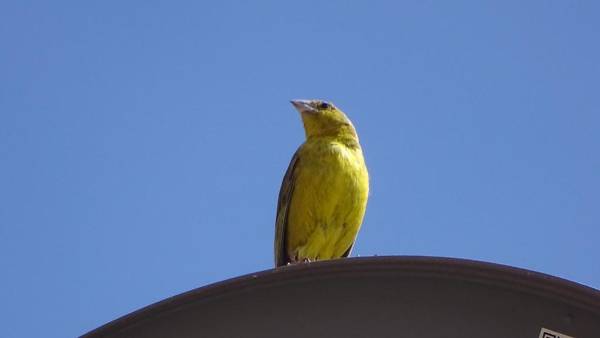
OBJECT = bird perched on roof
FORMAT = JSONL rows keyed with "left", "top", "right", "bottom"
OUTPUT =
{"left": 275, "top": 99, "right": 369, "bottom": 267}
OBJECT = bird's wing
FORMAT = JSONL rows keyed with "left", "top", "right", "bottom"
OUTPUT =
{"left": 341, "top": 243, "right": 354, "bottom": 258}
{"left": 274, "top": 150, "right": 300, "bottom": 267}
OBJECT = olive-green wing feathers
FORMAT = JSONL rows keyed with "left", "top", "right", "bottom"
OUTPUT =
{"left": 274, "top": 151, "right": 300, "bottom": 267}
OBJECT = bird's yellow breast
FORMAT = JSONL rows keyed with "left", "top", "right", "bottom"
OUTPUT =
{"left": 286, "top": 138, "right": 369, "bottom": 261}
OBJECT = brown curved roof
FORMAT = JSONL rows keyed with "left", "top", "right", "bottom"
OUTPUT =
{"left": 82, "top": 256, "right": 600, "bottom": 337}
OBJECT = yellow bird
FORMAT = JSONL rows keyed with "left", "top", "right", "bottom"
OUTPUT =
{"left": 275, "top": 99, "right": 369, "bottom": 267}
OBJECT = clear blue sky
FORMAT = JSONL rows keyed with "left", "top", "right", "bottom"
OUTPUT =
{"left": 1, "top": 1, "right": 599, "bottom": 337}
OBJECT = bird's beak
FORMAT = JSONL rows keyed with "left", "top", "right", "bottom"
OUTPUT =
{"left": 290, "top": 99, "right": 317, "bottom": 114}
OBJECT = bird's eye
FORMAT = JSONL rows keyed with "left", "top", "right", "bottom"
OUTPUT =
{"left": 320, "top": 102, "right": 330, "bottom": 109}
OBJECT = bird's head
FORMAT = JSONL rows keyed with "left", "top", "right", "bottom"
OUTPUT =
{"left": 290, "top": 99, "right": 358, "bottom": 140}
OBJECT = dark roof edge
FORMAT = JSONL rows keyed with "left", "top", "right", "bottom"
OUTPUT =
{"left": 81, "top": 256, "right": 600, "bottom": 337}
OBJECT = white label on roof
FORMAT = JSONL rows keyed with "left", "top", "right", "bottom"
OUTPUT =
{"left": 539, "top": 327, "right": 575, "bottom": 338}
